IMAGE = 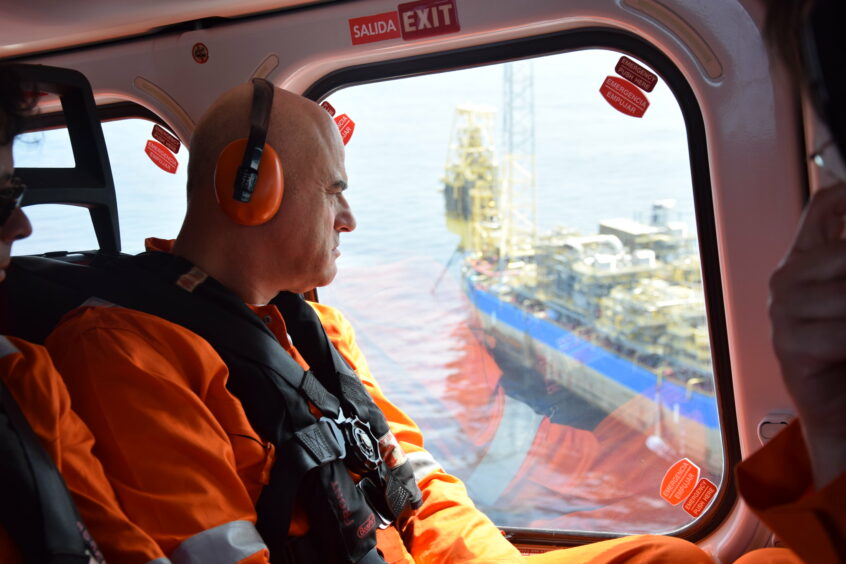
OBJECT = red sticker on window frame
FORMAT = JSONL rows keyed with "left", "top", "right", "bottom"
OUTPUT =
{"left": 334, "top": 114, "right": 355, "bottom": 145}
{"left": 321, "top": 101, "right": 336, "bottom": 117}
{"left": 683, "top": 478, "right": 717, "bottom": 517}
{"left": 660, "top": 458, "right": 700, "bottom": 506}
{"left": 145, "top": 140, "right": 179, "bottom": 174}
{"left": 615, "top": 56, "right": 658, "bottom": 92}
{"left": 152, "top": 124, "right": 181, "bottom": 154}
{"left": 599, "top": 76, "right": 650, "bottom": 118}
{"left": 397, "top": 0, "right": 460, "bottom": 40}
{"left": 349, "top": 11, "right": 401, "bottom": 45}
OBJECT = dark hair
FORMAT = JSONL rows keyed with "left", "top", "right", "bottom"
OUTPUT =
{"left": 0, "top": 65, "right": 35, "bottom": 146}
{"left": 764, "top": 0, "right": 813, "bottom": 83}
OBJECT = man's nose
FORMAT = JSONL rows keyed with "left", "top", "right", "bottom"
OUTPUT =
{"left": 1, "top": 207, "right": 32, "bottom": 243}
{"left": 336, "top": 196, "right": 356, "bottom": 233}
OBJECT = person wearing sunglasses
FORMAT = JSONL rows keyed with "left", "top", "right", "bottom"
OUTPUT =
{"left": 0, "top": 65, "right": 168, "bottom": 563}
{"left": 733, "top": 1, "right": 846, "bottom": 563}
{"left": 0, "top": 125, "right": 30, "bottom": 276}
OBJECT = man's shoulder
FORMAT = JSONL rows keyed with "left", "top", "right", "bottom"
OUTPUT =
{"left": 307, "top": 300, "right": 347, "bottom": 325}
{"left": 2, "top": 334, "right": 45, "bottom": 359}
{"left": 45, "top": 301, "right": 228, "bottom": 387}
{"left": 307, "top": 300, "right": 355, "bottom": 340}
{"left": 1, "top": 335, "right": 69, "bottom": 414}
{"left": 50, "top": 300, "right": 210, "bottom": 349}
{"left": 1, "top": 335, "right": 55, "bottom": 377}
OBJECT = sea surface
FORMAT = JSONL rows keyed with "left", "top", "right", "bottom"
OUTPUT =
{"left": 13, "top": 49, "right": 719, "bottom": 534}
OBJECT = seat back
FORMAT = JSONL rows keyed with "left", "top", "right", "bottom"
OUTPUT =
{"left": 2, "top": 63, "right": 121, "bottom": 342}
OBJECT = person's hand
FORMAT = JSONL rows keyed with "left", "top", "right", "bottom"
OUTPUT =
{"left": 769, "top": 182, "right": 846, "bottom": 488}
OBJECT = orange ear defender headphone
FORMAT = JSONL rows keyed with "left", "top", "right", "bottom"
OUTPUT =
{"left": 214, "top": 78, "right": 284, "bottom": 226}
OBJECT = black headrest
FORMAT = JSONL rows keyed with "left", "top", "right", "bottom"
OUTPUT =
{"left": 0, "top": 256, "right": 107, "bottom": 344}
{"left": 10, "top": 63, "right": 120, "bottom": 253}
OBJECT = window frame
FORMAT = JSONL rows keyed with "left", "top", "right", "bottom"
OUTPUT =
{"left": 304, "top": 27, "right": 737, "bottom": 547}
{"left": 16, "top": 103, "right": 182, "bottom": 257}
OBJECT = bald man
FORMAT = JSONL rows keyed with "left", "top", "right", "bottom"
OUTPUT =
{"left": 45, "top": 81, "right": 713, "bottom": 563}
{"left": 174, "top": 84, "right": 353, "bottom": 299}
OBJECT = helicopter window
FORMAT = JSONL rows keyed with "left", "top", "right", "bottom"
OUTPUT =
{"left": 12, "top": 118, "right": 188, "bottom": 256}
{"left": 320, "top": 48, "right": 724, "bottom": 537}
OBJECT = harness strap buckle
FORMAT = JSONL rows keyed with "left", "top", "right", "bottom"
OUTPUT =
{"left": 335, "top": 413, "right": 380, "bottom": 475}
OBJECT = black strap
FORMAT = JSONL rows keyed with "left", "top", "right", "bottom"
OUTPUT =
{"left": 0, "top": 379, "right": 102, "bottom": 564}
{"left": 255, "top": 417, "right": 349, "bottom": 552}
{"left": 273, "top": 293, "right": 423, "bottom": 520}
{"left": 234, "top": 78, "right": 274, "bottom": 203}
{"left": 272, "top": 292, "right": 389, "bottom": 436}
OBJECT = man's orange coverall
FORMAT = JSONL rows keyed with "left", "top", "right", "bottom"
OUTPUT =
{"left": 734, "top": 421, "right": 846, "bottom": 564}
{"left": 0, "top": 335, "right": 167, "bottom": 564}
{"left": 43, "top": 248, "right": 712, "bottom": 563}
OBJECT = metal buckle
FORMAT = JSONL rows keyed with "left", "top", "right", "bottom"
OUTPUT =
{"left": 335, "top": 410, "right": 380, "bottom": 474}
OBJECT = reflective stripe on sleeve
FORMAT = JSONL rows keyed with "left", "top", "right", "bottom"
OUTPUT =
{"left": 169, "top": 520, "right": 268, "bottom": 564}
{"left": 406, "top": 450, "right": 441, "bottom": 483}
{"left": 0, "top": 335, "right": 20, "bottom": 358}
{"left": 146, "top": 558, "right": 173, "bottom": 564}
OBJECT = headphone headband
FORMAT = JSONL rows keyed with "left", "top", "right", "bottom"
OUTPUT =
{"left": 234, "top": 78, "right": 274, "bottom": 203}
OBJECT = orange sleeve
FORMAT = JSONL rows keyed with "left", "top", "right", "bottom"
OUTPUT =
{"left": 313, "top": 303, "right": 523, "bottom": 564}
{"left": 45, "top": 308, "right": 270, "bottom": 563}
{"left": 1, "top": 336, "right": 165, "bottom": 564}
{"left": 737, "top": 420, "right": 846, "bottom": 564}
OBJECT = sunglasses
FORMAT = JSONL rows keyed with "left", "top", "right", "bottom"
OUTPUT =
{"left": 0, "top": 175, "right": 26, "bottom": 226}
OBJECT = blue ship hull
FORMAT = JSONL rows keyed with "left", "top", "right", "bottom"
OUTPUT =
{"left": 464, "top": 278, "right": 721, "bottom": 431}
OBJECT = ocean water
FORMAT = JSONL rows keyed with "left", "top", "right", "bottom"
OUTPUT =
{"left": 12, "top": 48, "right": 717, "bottom": 534}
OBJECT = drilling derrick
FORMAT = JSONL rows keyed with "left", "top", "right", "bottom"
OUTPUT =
{"left": 442, "top": 61, "right": 536, "bottom": 268}
{"left": 500, "top": 60, "right": 537, "bottom": 267}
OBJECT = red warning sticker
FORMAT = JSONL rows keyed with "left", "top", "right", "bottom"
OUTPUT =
{"left": 615, "top": 56, "right": 658, "bottom": 92}
{"left": 321, "top": 101, "right": 336, "bottom": 117}
{"left": 398, "top": 0, "right": 460, "bottom": 40}
{"left": 145, "top": 140, "right": 178, "bottom": 174}
{"left": 334, "top": 114, "right": 355, "bottom": 145}
{"left": 349, "top": 11, "right": 401, "bottom": 45}
{"left": 660, "top": 458, "right": 700, "bottom": 506}
{"left": 599, "top": 76, "right": 650, "bottom": 118}
{"left": 152, "top": 125, "right": 180, "bottom": 154}
{"left": 683, "top": 478, "right": 717, "bottom": 517}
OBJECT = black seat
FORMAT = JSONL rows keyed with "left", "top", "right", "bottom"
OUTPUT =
{"left": 0, "top": 254, "right": 112, "bottom": 344}
{"left": 0, "top": 63, "right": 122, "bottom": 563}
{"left": 1, "top": 63, "right": 123, "bottom": 343}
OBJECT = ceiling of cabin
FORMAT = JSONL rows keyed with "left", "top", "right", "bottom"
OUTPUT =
{"left": 0, "top": 0, "right": 339, "bottom": 59}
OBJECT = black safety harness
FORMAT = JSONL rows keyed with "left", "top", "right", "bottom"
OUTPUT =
{"left": 71, "top": 251, "right": 423, "bottom": 563}
{"left": 0, "top": 345, "right": 104, "bottom": 564}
